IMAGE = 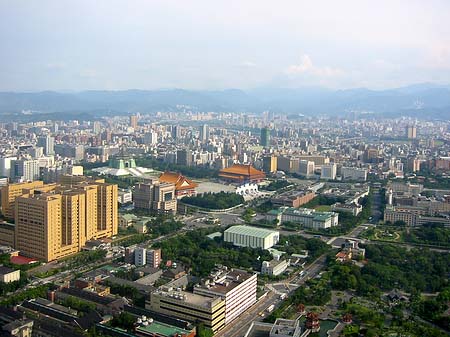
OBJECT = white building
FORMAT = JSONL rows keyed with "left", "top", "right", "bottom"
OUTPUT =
{"left": 0, "top": 266, "right": 20, "bottom": 283}
{"left": 144, "top": 131, "right": 158, "bottom": 145}
{"left": 261, "top": 259, "right": 289, "bottom": 276}
{"left": 321, "top": 164, "right": 337, "bottom": 180}
{"left": 341, "top": 167, "right": 367, "bottom": 181}
{"left": 194, "top": 267, "right": 257, "bottom": 324}
{"left": 281, "top": 208, "right": 339, "bottom": 229}
{"left": 134, "top": 247, "right": 147, "bottom": 266}
{"left": 11, "top": 159, "right": 40, "bottom": 182}
{"left": 0, "top": 157, "right": 16, "bottom": 178}
{"left": 224, "top": 225, "right": 279, "bottom": 249}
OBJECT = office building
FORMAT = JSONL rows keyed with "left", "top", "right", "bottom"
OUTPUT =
{"left": 11, "top": 159, "right": 40, "bottom": 182}
{"left": 321, "top": 163, "right": 337, "bottom": 180}
{"left": 193, "top": 267, "right": 257, "bottom": 325}
{"left": 0, "top": 157, "right": 17, "bottom": 178}
{"left": 37, "top": 135, "right": 55, "bottom": 155}
{"left": 271, "top": 190, "right": 315, "bottom": 208}
{"left": 298, "top": 160, "right": 315, "bottom": 177}
{"left": 144, "top": 131, "right": 158, "bottom": 145}
{"left": 262, "top": 156, "right": 277, "bottom": 173}
{"left": 224, "top": 225, "right": 279, "bottom": 249}
{"left": 148, "top": 288, "right": 226, "bottom": 333}
{"left": 260, "top": 127, "right": 270, "bottom": 147}
{"left": 279, "top": 207, "right": 339, "bottom": 229}
{"left": 133, "top": 180, "right": 177, "bottom": 214}
{"left": 341, "top": 167, "right": 367, "bottom": 181}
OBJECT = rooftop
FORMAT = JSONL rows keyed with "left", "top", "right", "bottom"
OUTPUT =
{"left": 224, "top": 225, "right": 279, "bottom": 238}
{"left": 219, "top": 164, "right": 265, "bottom": 177}
{"left": 136, "top": 320, "right": 193, "bottom": 337}
{"left": 159, "top": 171, "right": 198, "bottom": 190}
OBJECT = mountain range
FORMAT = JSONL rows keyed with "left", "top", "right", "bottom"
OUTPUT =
{"left": 0, "top": 83, "right": 449, "bottom": 121}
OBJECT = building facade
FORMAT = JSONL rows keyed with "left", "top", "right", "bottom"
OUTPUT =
{"left": 224, "top": 225, "right": 279, "bottom": 249}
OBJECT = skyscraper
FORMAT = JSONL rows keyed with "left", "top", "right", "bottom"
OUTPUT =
{"left": 406, "top": 126, "right": 417, "bottom": 139}
{"left": 37, "top": 135, "right": 55, "bottom": 155}
{"left": 261, "top": 127, "right": 270, "bottom": 147}
{"left": 130, "top": 115, "right": 138, "bottom": 129}
{"left": 199, "top": 124, "right": 210, "bottom": 142}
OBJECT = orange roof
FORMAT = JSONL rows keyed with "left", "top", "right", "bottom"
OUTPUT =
{"left": 219, "top": 164, "right": 265, "bottom": 177}
{"left": 159, "top": 171, "right": 198, "bottom": 191}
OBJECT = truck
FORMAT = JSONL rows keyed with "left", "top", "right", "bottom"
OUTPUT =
{"left": 279, "top": 293, "right": 287, "bottom": 300}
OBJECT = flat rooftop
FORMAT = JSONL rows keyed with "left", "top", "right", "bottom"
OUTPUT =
{"left": 155, "top": 289, "right": 220, "bottom": 309}
{"left": 224, "top": 225, "right": 278, "bottom": 238}
{"left": 136, "top": 321, "right": 193, "bottom": 336}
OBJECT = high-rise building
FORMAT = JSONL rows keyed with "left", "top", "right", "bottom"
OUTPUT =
{"left": 0, "top": 156, "right": 17, "bottom": 178}
{"left": 199, "top": 124, "right": 210, "bottom": 142}
{"left": 299, "top": 160, "right": 315, "bottom": 177}
{"left": 11, "top": 159, "right": 40, "bottom": 182}
{"left": 93, "top": 121, "right": 101, "bottom": 134}
{"left": 146, "top": 248, "right": 161, "bottom": 268}
{"left": 37, "top": 135, "right": 55, "bottom": 155}
{"left": 406, "top": 126, "right": 417, "bottom": 139}
{"left": 262, "top": 156, "right": 277, "bottom": 173}
{"left": 172, "top": 125, "right": 181, "bottom": 140}
{"left": 144, "top": 131, "right": 158, "bottom": 145}
{"left": 1, "top": 180, "right": 45, "bottom": 220}
{"left": 130, "top": 115, "right": 138, "bottom": 129}
{"left": 8, "top": 177, "right": 118, "bottom": 262}
{"left": 321, "top": 164, "right": 337, "bottom": 180}
{"left": 133, "top": 180, "right": 177, "bottom": 214}
{"left": 260, "top": 127, "right": 270, "bottom": 147}
{"left": 176, "top": 149, "right": 192, "bottom": 166}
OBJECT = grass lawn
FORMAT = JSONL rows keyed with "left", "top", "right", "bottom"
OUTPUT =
{"left": 315, "top": 205, "right": 332, "bottom": 212}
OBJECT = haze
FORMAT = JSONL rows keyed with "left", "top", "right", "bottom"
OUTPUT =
{"left": 1, "top": 0, "right": 449, "bottom": 91}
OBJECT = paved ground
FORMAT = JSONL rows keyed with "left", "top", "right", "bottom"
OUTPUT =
{"left": 195, "top": 180, "right": 236, "bottom": 194}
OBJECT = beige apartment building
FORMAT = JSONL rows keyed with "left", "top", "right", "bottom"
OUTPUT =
{"left": 2, "top": 176, "right": 118, "bottom": 262}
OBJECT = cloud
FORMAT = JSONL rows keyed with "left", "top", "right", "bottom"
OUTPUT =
{"left": 285, "top": 54, "right": 344, "bottom": 77}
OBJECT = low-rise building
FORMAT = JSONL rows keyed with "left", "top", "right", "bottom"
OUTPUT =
{"left": 331, "top": 202, "right": 362, "bottom": 216}
{"left": 224, "top": 225, "right": 279, "bottom": 249}
{"left": 280, "top": 207, "right": 339, "bottom": 229}
{"left": 271, "top": 190, "right": 315, "bottom": 208}
{"left": 0, "top": 266, "right": 20, "bottom": 283}
{"left": 261, "top": 259, "right": 289, "bottom": 276}
{"left": 193, "top": 267, "right": 257, "bottom": 325}
{"left": 147, "top": 287, "right": 226, "bottom": 333}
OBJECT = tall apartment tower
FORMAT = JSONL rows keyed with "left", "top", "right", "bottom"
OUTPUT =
{"left": 199, "top": 124, "right": 210, "bottom": 142}
{"left": 2, "top": 177, "right": 118, "bottom": 262}
{"left": 260, "top": 127, "right": 270, "bottom": 148}
{"left": 406, "top": 126, "right": 417, "bottom": 139}
{"left": 37, "top": 135, "right": 55, "bottom": 155}
{"left": 130, "top": 115, "right": 138, "bottom": 129}
{"left": 262, "top": 156, "right": 277, "bottom": 173}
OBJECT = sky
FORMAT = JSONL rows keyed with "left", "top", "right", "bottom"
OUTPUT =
{"left": 1, "top": 0, "right": 450, "bottom": 91}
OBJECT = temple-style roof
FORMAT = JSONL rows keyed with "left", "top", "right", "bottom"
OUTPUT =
{"left": 219, "top": 164, "right": 265, "bottom": 178}
{"left": 159, "top": 171, "right": 198, "bottom": 191}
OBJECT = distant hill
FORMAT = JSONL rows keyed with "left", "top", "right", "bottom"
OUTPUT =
{"left": 0, "top": 83, "right": 449, "bottom": 120}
